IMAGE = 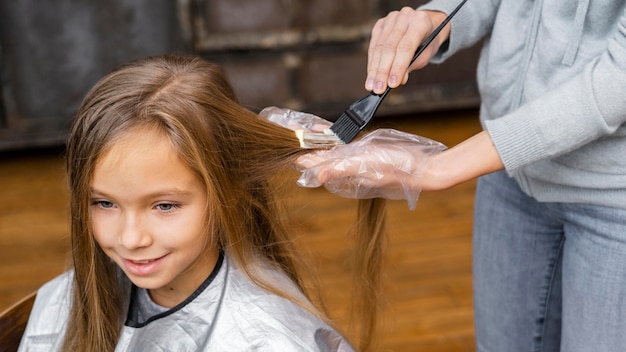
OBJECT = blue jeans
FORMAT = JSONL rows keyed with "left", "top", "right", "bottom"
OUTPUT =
{"left": 473, "top": 171, "right": 626, "bottom": 352}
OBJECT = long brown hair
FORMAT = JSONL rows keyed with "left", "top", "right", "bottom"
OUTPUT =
{"left": 63, "top": 54, "right": 386, "bottom": 351}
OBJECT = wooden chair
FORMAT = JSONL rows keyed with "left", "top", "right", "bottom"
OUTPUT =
{"left": 0, "top": 292, "right": 36, "bottom": 352}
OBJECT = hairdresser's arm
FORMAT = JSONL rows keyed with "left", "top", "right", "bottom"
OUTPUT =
{"left": 419, "top": 131, "right": 503, "bottom": 190}
{"left": 301, "top": 130, "right": 503, "bottom": 192}
{"left": 296, "top": 130, "right": 503, "bottom": 210}
{"left": 366, "top": 8, "right": 450, "bottom": 94}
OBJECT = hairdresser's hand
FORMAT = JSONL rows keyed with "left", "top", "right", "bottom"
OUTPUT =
{"left": 259, "top": 106, "right": 332, "bottom": 132}
{"left": 367, "top": 8, "right": 450, "bottom": 94}
{"left": 295, "top": 129, "right": 446, "bottom": 210}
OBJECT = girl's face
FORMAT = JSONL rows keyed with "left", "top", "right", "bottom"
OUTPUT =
{"left": 89, "top": 127, "right": 218, "bottom": 308}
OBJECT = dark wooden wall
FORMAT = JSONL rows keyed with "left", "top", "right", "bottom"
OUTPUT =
{"left": 0, "top": 0, "right": 480, "bottom": 151}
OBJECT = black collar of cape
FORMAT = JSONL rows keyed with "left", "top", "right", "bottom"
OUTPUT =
{"left": 124, "top": 251, "right": 225, "bottom": 328}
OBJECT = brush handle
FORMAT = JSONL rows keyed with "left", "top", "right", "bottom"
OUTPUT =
{"left": 408, "top": 0, "right": 468, "bottom": 69}
{"left": 347, "top": 91, "right": 388, "bottom": 126}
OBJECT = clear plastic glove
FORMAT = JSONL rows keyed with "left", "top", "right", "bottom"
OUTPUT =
{"left": 258, "top": 106, "right": 332, "bottom": 132}
{"left": 258, "top": 106, "right": 344, "bottom": 148}
{"left": 296, "top": 128, "right": 446, "bottom": 210}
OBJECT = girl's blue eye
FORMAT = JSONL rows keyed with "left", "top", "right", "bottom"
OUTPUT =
{"left": 96, "top": 200, "right": 114, "bottom": 209}
{"left": 156, "top": 203, "right": 179, "bottom": 212}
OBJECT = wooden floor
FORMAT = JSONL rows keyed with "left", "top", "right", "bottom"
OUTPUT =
{"left": 0, "top": 108, "right": 482, "bottom": 351}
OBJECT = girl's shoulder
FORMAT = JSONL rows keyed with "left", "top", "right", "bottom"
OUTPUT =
{"left": 31, "top": 270, "right": 73, "bottom": 319}
{"left": 39, "top": 271, "right": 73, "bottom": 293}
{"left": 216, "top": 257, "right": 355, "bottom": 351}
{"left": 17, "top": 271, "right": 73, "bottom": 352}
{"left": 33, "top": 271, "right": 74, "bottom": 312}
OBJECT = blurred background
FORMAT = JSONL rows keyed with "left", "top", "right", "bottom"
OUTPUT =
{"left": 0, "top": 0, "right": 481, "bottom": 150}
{"left": 0, "top": 0, "right": 481, "bottom": 351}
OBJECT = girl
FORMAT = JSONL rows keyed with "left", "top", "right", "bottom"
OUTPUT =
{"left": 18, "top": 54, "right": 387, "bottom": 351}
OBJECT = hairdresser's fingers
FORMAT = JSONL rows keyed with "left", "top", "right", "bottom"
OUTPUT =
{"left": 318, "top": 163, "right": 413, "bottom": 189}
{"left": 296, "top": 162, "right": 333, "bottom": 188}
{"left": 296, "top": 156, "right": 361, "bottom": 189}
{"left": 302, "top": 167, "right": 420, "bottom": 210}
{"left": 367, "top": 8, "right": 433, "bottom": 94}
{"left": 366, "top": 16, "right": 386, "bottom": 92}
{"left": 296, "top": 149, "right": 427, "bottom": 210}
{"left": 300, "top": 154, "right": 398, "bottom": 187}
{"left": 259, "top": 106, "right": 333, "bottom": 132}
{"left": 297, "top": 142, "right": 421, "bottom": 181}
{"left": 295, "top": 152, "right": 330, "bottom": 170}
{"left": 367, "top": 9, "right": 403, "bottom": 94}
{"left": 285, "top": 122, "right": 323, "bottom": 132}
{"left": 310, "top": 122, "right": 332, "bottom": 132}
{"left": 385, "top": 8, "right": 435, "bottom": 89}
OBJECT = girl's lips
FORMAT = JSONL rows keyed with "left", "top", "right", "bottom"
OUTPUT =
{"left": 122, "top": 254, "right": 168, "bottom": 276}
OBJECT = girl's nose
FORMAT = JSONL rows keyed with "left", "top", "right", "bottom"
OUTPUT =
{"left": 119, "top": 213, "right": 152, "bottom": 249}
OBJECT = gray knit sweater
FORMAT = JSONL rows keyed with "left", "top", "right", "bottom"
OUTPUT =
{"left": 419, "top": 0, "right": 626, "bottom": 209}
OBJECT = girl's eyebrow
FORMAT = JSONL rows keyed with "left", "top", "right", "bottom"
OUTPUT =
{"left": 88, "top": 187, "right": 193, "bottom": 199}
{"left": 88, "top": 188, "right": 108, "bottom": 197}
{"left": 148, "top": 190, "right": 194, "bottom": 198}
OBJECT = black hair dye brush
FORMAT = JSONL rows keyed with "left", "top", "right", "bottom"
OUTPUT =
{"left": 316, "top": 0, "right": 469, "bottom": 145}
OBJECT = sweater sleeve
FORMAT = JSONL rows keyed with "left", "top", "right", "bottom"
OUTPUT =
{"left": 485, "top": 10, "right": 626, "bottom": 172}
{"left": 417, "top": 0, "right": 502, "bottom": 62}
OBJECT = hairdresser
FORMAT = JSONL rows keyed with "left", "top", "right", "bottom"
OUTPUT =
{"left": 295, "top": 1, "right": 626, "bottom": 351}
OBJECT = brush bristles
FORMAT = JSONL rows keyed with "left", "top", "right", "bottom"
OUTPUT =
{"left": 330, "top": 112, "right": 362, "bottom": 144}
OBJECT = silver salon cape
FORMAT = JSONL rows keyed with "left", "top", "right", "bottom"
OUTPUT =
{"left": 18, "top": 252, "right": 354, "bottom": 351}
